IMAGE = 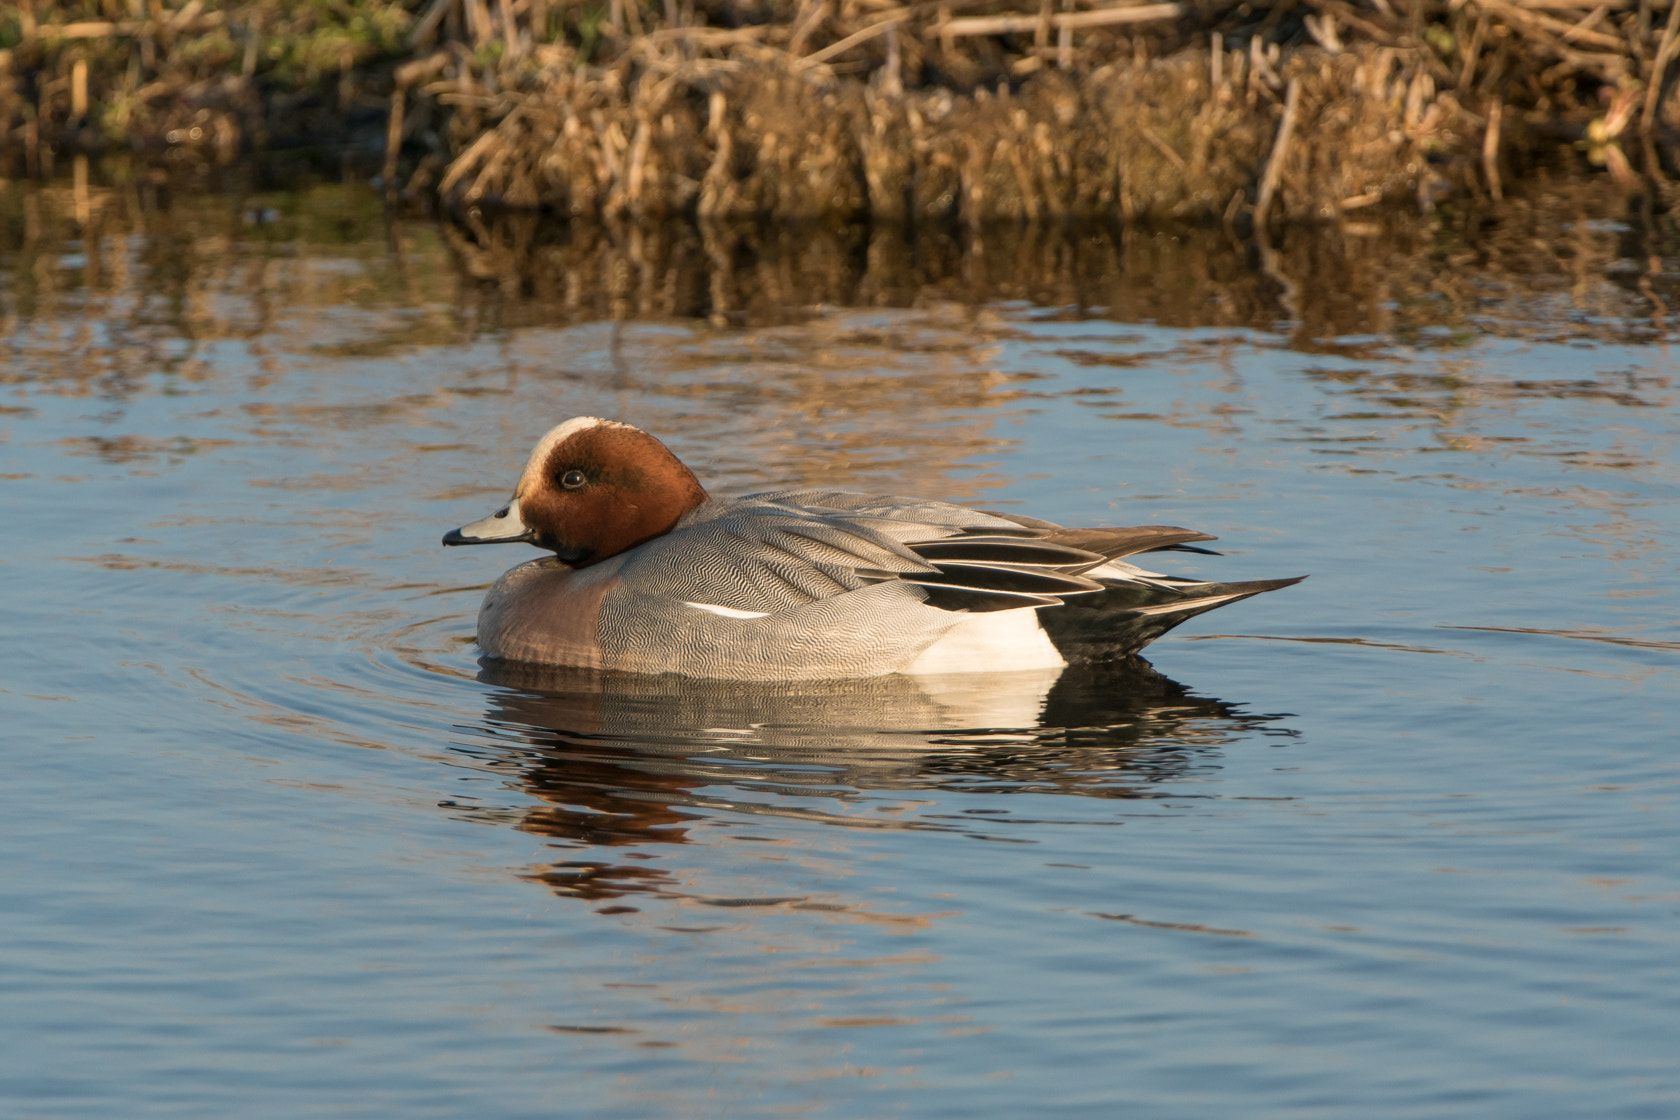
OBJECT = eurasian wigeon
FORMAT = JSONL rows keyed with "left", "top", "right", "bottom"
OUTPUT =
{"left": 444, "top": 417, "right": 1303, "bottom": 680}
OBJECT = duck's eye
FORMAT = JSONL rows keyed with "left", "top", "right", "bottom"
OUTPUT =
{"left": 560, "top": 470, "right": 587, "bottom": 490}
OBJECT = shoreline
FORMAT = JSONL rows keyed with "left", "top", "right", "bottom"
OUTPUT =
{"left": 5, "top": 2, "right": 1679, "bottom": 225}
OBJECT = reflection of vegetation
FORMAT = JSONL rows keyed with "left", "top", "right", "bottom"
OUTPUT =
{"left": 3, "top": 173, "right": 1672, "bottom": 486}
{"left": 4, "top": 174, "right": 1674, "bottom": 413}
{"left": 430, "top": 192, "right": 1677, "bottom": 346}
{"left": 0, "top": 179, "right": 458, "bottom": 401}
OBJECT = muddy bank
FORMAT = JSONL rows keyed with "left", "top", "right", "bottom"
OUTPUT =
{"left": 8, "top": 2, "right": 1680, "bottom": 224}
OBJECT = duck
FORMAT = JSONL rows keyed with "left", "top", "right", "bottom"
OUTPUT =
{"left": 443, "top": 417, "right": 1304, "bottom": 681}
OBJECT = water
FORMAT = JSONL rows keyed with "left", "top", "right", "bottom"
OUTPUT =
{"left": 3, "top": 179, "right": 1678, "bottom": 1118}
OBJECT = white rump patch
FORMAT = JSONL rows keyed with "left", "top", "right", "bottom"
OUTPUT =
{"left": 683, "top": 602, "right": 771, "bottom": 620}
{"left": 904, "top": 607, "right": 1065, "bottom": 675}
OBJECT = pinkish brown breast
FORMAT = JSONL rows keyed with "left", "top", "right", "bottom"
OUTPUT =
{"left": 477, "top": 558, "right": 620, "bottom": 668}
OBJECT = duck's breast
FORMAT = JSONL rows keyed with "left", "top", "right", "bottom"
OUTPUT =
{"left": 477, "top": 557, "right": 620, "bottom": 668}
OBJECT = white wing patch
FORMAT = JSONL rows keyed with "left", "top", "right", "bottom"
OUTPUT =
{"left": 683, "top": 601, "right": 772, "bottom": 620}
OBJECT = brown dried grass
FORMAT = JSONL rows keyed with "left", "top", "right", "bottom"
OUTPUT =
{"left": 7, "top": 1, "right": 1680, "bottom": 222}
{"left": 403, "top": 0, "right": 1680, "bottom": 224}
{"left": 427, "top": 43, "right": 1472, "bottom": 225}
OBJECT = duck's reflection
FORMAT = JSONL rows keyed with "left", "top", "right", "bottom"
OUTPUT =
{"left": 451, "top": 659, "right": 1290, "bottom": 903}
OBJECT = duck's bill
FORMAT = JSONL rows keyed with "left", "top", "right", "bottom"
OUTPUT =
{"left": 443, "top": 499, "right": 535, "bottom": 546}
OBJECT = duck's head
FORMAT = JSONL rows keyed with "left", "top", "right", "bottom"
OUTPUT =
{"left": 443, "top": 417, "right": 710, "bottom": 567}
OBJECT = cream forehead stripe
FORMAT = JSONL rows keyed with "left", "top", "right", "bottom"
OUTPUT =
{"left": 513, "top": 417, "right": 633, "bottom": 496}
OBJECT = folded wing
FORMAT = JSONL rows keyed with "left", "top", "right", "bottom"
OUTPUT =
{"left": 627, "top": 491, "right": 1302, "bottom": 657}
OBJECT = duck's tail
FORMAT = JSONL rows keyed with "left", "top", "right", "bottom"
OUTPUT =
{"left": 905, "top": 514, "right": 1304, "bottom": 659}
{"left": 1037, "top": 573, "right": 1307, "bottom": 662}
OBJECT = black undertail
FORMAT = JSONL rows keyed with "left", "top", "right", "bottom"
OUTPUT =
{"left": 1036, "top": 575, "right": 1308, "bottom": 662}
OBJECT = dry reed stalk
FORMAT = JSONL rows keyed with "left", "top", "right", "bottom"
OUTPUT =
{"left": 1484, "top": 98, "right": 1504, "bottom": 203}
{"left": 1471, "top": 0, "right": 1631, "bottom": 76}
{"left": 938, "top": 2, "right": 1183, "bottom": 37}
{"left": 1137, "top": 123, "right": 1187, "bottom": 171}
{"left": 1252, "top": 76, "right": 1299, "bottom": 231}
{"left": 70, "top": 59, "right": 87, "bottom": 121}
{"left": 409, "top": 0, "right": 454, "bottom": 48}
{"left": 384, "top": 90, "right": 407, "bottom": 186}
{"left": 497, "top": 0, "right": 521, "bottom": 59}
{"left": 798, "top": 15, "right": 907, "bottom": 67}
{"left": 1643, "top": 0, "right": 1680, "bottom": 135}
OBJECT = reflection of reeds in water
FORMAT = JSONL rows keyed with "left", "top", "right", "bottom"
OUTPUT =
{"left": 0, "top": 180, "right": 454, "bottom": 398}
{"left": 444, "top": 659, "right": 1290, "bottom": 903}
{"left": 436, "top": 201, "right": 1674, "bottom": 346}
{"left": 4, "top": 176, "right": 1671, "bottom": 357}
{"left": 3, "top": 178, "right": 1670, "bottom": 499}
{"left": 4, "top": 177, "right": 1672, "bottom": 517}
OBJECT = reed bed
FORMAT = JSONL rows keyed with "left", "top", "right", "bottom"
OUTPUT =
{"left": 6, "top": 1, "right": 1680, "bottom": 222}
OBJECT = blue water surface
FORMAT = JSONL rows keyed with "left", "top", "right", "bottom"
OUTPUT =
{"left": 1, "top": 184, "right": 1676, "bottom": 1118}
